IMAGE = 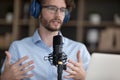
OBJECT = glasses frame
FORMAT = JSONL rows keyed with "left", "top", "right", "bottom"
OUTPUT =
{"left": 42, "top": 5, "right": 68, "bottom": 15}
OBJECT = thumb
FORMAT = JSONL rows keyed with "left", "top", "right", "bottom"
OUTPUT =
{"left": 5, "top": 51, "right": 11, "bottom": 65}
{"left": 77, "top": 50, "right": 81, "bottom": 63}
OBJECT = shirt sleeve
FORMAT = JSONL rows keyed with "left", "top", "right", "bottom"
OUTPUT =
{"left": 8, "top": 41, "right": 20, "bottom": 64}
{"left": 1, "top": 41, "right": 19, "bottom": 73}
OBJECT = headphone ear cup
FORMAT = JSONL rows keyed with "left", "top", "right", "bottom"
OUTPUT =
{"left": 63, "top": 12, "right": 70, "bottom": 23}
{"left": 30, "top": 0, "right": 41, "bottom": 18}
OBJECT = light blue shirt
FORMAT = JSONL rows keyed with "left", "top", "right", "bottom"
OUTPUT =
{"left": 8, "top": 29, "right": 90, "bottom": 80}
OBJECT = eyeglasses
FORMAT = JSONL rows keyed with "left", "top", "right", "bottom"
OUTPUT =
{"left": 42, "top": 5, "right": 68, "bottom": 15}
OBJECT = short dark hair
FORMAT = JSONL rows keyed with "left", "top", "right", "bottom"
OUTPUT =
{"left": 38, "top": 0, "right": 75, "bottom": 12}
{"left": 65, "top": 0, "right": 75, "bottom": 12}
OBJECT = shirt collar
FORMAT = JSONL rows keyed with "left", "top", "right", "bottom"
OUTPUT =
{"left": 32, "top": 29, "right": 65, "bottom": 44}
{"left": 32, "top": 29, "right": 42, "bottom": 44}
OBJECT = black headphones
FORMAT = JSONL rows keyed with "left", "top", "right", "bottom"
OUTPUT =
{"left": 30, "top": 0, "right": 70, "bottom": 23}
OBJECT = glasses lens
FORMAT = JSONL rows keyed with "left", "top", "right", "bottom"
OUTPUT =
{"left": 43, "top": 5, "right": 68, "bottom": 15}
{"left": 60, "top": 8, "right": 68, "bottom": 15}
{"left": 47, "top": 6, "right": 57, "bottom": 13}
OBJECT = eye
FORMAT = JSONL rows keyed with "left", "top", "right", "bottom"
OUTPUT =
{"left": 60, "top": 8, "right": 67, "bottom": 13}
{"left": 48, "top": 6, "right": 57, "bottom": 11}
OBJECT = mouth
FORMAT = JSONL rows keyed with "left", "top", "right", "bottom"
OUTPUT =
{"left": 51, "top": 20, "right": 62, "bottom": 27}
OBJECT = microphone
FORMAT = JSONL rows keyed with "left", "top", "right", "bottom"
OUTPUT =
{"left": 47, "top": 33, "right": 67, "bottom": 80}
{"left": 53, "top": 34, "right": 63, "bottom": 66}
{"left": 48, "top": 33, "right": 67, "bottom": 67}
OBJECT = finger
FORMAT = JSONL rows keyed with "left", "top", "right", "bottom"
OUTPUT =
{"left": 65, "top": 70, "right": 76, "bottom": 75}
{"left": 14, "top": 56, "right": 29, "bottom": 66}
{"left": 77, "top": 50, "right": 81, "bottom": 63}
{"left": 20, "top": 60, "right": 34, "bottom": 70}
{"left": 21, "top": 65, "right": 34, "bottom": 75}
{"left": 22, "top": 74, "right": 34, "bottom": 79}
{"left": 64, "top": 75, "right": 74, "bottom": 79}
{"left": 18, "top": 74, "right": 34, "bottom": 80}
{"left": 5, "top": 51, "right": 11, "bottom": 65}
{"left": 68, "top": 59, "right": 80, "bottom": 67}
{"left": 67, "top": 63, "right": 79, "bottom": 71}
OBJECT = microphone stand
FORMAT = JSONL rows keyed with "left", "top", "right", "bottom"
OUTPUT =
{"left": 57, "top": 52, "right": 64, "bottom": 80}
{"left": 58, "top": 62, "right": 63, "bottom": 80}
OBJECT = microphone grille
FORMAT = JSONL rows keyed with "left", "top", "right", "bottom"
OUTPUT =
{"left": 53, "top": 35, "right": 62, "bottom": 45}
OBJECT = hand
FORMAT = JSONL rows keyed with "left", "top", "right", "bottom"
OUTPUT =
{"left": 1, "top": 51, "right": 34, "bottom": 80}
{"left": 64, "top": 51, "right": 86, "bottom": 80}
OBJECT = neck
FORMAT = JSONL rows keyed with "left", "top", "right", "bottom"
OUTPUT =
{"left": 38, "top": 24, "right": 59, "bottom": 47}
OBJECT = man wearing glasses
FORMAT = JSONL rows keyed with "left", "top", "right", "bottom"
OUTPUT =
{"left": 1, "top": 0, "right": 90, "bottom": 80}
